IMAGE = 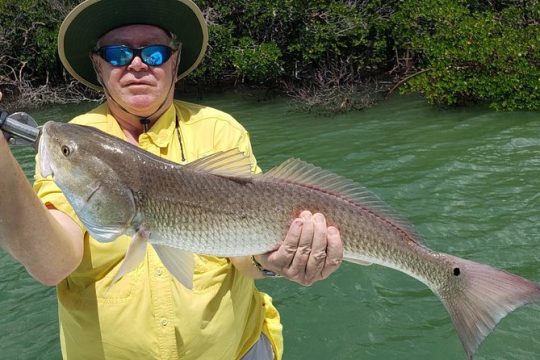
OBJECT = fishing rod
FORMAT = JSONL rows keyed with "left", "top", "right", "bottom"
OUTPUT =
{"left": 0, "top": 109, "right": 40, "bottom": 148}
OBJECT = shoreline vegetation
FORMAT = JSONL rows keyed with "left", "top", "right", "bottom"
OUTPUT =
{"left": 1, "top": 0, "right": 538, "bottom": 114}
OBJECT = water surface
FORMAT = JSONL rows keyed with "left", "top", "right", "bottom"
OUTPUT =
{"left": 1, "top": 94, "right": 539, "bottom": 359}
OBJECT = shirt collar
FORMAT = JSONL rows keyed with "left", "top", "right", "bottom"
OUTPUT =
{"left": 103, "top": 104, "right": 177, "bottom": 148}
{"left": 144, "top": 105, "right": 177, "bottom": 148}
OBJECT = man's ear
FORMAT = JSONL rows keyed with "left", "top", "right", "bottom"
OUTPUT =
{"left": 173, "top": 50, "right": 182, "bottom": 83}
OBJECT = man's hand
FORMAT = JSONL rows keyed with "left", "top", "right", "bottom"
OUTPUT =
{"left": 256, "top": 210, "right": 344, "bottom": 286}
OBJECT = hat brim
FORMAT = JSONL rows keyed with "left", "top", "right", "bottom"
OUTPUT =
{"left": 58, "top": 0, "right": 208, "bottom": 90}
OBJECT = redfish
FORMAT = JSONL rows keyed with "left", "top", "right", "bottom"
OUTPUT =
{"left": 38, "top": 121, "right": 540, "bottom": 359}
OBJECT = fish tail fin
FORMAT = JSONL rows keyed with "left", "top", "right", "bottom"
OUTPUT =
{"left": 437, "top": 255, "right": 540, "bottom": 359}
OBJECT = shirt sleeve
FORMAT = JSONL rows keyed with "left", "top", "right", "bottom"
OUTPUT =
{"left": 235, "top": 129, "right": 262, "bottom": 174}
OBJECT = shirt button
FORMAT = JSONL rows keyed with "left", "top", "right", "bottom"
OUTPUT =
{"left": 161, "top": 319, "right": 168, "bottom": 327}
{"left": 156, "top": 269, "right": 162, "bottom": 276}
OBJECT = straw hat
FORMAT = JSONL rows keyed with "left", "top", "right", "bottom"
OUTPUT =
{"left": 58, "top": 0, "right": 208, "bottom": 90}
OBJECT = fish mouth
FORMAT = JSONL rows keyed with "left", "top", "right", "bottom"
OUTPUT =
{"left": 38, "top": 128, "right": 53, "bottom": 178}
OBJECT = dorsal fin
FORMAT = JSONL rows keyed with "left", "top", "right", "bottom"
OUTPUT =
{"left": 184, "top": 148, "right": 253, "bottom": 178}
{"left": 262, "top": 158, "right": 422, "bottom": 243}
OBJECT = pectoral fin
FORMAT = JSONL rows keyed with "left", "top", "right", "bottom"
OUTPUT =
{"left": 111, "top": 230, "right": 148, "bottom": 284}
{"left": 153, "top": 244, "right": 194, "bottom": 290}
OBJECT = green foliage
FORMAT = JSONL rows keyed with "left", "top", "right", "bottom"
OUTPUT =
{"left": 192, "top": 23, "right": 283, "bottom": 84}
{"left": 190, "top": 24, "right": 236, "bottom": 82}
{"left": 0, "top": 0, "right": 71, "bottom": 86}
{"left": 392, "top": 0, "right": 540, "bottom": 110}
{"left": 231, "top": 38, "right": 283, "bottom": 83}
{"left": 193, "top": 0, "right": 395, "bottom": 84}
{"left": 0, "top": 0, "right": 538, "bottom": 111}
{"left": 286, "top": 2, "right": 369, "bottom": 62}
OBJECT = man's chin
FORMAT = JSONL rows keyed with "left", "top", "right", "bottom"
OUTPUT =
{"left": 109, "top": 90, "right": 170, "bottom": 116}
{"left": 126, "top": 96, "right": 159, "bottom": 112}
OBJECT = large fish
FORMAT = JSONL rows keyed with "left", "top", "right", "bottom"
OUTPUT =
{"left": 38, "top": 121, "right": 540, "bottom": 359}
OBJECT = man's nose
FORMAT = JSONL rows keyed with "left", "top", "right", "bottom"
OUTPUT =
{"left": 127, "top": 56, "right": 148, "bottom": 71}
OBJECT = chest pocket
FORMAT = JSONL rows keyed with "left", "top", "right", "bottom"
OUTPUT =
{"left": 62, "top": 234, "right": 144, "bottom": 304}
{"left": 94, "top": 258, "right": 144, "bottom": 303}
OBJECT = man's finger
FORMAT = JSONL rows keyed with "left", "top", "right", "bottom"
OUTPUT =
{"left": 265, "top": 217, "right": 303, "bottom": 270}
{"left": 321, "top": 226, "right": 343, "bottom": 279}
{"left": 304, "top": 213, "right": 327, "bottom": 282}
{"left": 287, "top": 210, "right": 313, "bottom": 276}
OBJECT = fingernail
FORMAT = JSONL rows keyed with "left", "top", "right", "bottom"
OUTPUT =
{"left": 328, "top": 226, "right": 338, "bottom": 235}
{"left": 314, "top": 213, "right": 325, "bottom": 223}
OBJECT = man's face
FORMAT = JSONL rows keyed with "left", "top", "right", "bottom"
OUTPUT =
{"left": 93, "top": 24, "right": 177, "bottom": 118}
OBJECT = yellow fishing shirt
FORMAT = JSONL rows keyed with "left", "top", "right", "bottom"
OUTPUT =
{"left": 33, "top": 100, "right": 283, "bottom": 360}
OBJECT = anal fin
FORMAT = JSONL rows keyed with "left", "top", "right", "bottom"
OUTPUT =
{"left": 344, "top": 256, "right": 373, "bottom": 266}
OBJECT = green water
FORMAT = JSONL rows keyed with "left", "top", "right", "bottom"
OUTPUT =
{"left": 1, "top": 94, "right": 539, "bottom": 359}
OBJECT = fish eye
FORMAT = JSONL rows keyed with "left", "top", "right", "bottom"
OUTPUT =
{"left": 61, "top": 145, "right": 71, "bottom": 157}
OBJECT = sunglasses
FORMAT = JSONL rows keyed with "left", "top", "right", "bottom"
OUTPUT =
{"left": 93, "top": 44, "right": 176, "bottom": 67}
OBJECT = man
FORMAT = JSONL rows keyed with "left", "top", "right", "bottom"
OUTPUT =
{"left": 0, "top": 0, "right": 346, "bottom": 359}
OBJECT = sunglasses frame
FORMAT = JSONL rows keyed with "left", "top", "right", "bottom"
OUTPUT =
{"left": 93, "top": 44, "right": 177, "bottom": 67}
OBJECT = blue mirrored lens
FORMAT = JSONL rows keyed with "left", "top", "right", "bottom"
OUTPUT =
{"left": 102, "top": 46, "right": 134, "bottom": 66}
{"left": 141, "top": 45, "right": 171, "bottom": 66}
{"left": 98, "top": 45, "right": 173, "bottom": 67}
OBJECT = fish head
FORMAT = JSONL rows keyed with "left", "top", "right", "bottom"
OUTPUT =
{"left": 39, "top": 121, "right": 138, "bottom": 242}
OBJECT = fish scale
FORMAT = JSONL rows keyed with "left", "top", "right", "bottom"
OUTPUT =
{"left": 39, "top": 121, "right": 540, "bottom": 359}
